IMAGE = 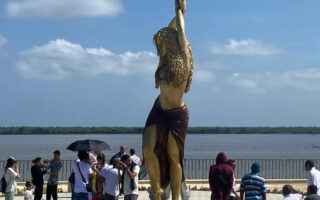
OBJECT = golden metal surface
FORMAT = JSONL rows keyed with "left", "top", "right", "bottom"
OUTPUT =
{"left": 167, "top": 131, "right": 182, "bottom": 200}
{"left": 142, "top": 125, "right": 163, "bottom": 200}
{"left": 143, "top": 0, "right": 193, "bottom": 200}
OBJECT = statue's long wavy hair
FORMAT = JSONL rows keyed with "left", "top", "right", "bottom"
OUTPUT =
{"left": 153, "top": 27, "right": 193, "bottom": 93}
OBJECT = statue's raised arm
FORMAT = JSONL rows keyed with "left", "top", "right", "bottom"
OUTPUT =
{"left": 174, "top": 0, "right": 190, "bottom": 72}
{"left": 168, "top": 0, "right": 188, "bottom": 59}
{"left": 168, "top": 0, "right": 186, "bottom": 28}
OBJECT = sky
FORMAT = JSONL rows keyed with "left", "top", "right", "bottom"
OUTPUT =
{"left": 0, "top": 0, "right": 320, "bottom": 127}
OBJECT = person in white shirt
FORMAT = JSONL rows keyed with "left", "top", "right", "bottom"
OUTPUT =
{"left": 305, "top": 160, "right": 320, "bottom": 195}
{"left": 121, "top": 154, "right": 140, "bottom": 200}
{"left": 228, "top": 159, "right": 240, "bottom": 200}
{"left": 4, "top": 157, "right": 20, "bottom": 200}
{"left": 24, "top": 181, "right": 35, "bottom": 200}
{"left": 97, "top": 158, "right": 122, "bottom": 200}
{"left": 129, "top": 149, "right": 141, "bottom": 166}
{"left": 91, "top": 153, "right": 112, "bottom": 200}
{"left": 72, "top": 151, "right": 93, "bottom": 200}
{"left": 282, "top": 185, "right": 302, "bottom": 200}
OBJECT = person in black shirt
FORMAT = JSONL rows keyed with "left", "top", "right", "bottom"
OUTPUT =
{"left": 31, "top": 157, "right": 48, "bottom": 200}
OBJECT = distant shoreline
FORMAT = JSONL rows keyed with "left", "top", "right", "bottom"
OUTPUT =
{"left": 0, "top": 126, "right": 320, "bottom": 135}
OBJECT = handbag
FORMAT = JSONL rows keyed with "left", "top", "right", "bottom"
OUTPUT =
{"left": 0, "top": 176, "right": 7, "bottom": 193}
{"left": 77, "top": 162, "right": 92, "bottom": 192}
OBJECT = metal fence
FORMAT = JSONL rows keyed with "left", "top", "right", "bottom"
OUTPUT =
{"left": 182, "top": 159, "right": 316, "bottom": 180}
{"left": 0, "top": 159, "right": 317, "bottom": 182}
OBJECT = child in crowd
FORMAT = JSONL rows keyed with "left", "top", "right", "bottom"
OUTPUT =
{"left": 24, "top": 181, "right": 35, "bottom": 200}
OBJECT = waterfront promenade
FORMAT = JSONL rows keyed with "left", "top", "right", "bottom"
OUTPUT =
{"left": 0, "top": 179, "right": 308, "bottom": 197}
{"left": 0, "top": 191, "right": 284, "bottom": 200}
{"left": 0, "top": 158, "right": 313, "bottom": 198}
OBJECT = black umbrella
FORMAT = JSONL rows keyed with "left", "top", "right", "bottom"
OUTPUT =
{"left": 66, "top": 139, "right": 111, "bottom": 152}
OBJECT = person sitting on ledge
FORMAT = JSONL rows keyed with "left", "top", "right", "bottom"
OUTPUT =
{"left": 282, "top": 184, "right": 302, "bottom": 200}
{"left": 305, "top": 185, "right": 320, "bottom": 200}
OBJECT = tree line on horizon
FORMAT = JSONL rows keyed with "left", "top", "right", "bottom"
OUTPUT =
{"left": 0, "top": 126, "right": 319, "bottom": 135}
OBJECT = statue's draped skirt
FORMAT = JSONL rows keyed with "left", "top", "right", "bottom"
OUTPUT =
{"left": 144, "top": 97, "right": 189, "bottom": 189}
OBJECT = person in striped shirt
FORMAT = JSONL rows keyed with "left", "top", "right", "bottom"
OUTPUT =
{"left": 240, "top": 162, "right": 266, "bottom": 200}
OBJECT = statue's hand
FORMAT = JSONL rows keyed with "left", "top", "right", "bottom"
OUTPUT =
{"left": 175, "top": 0, "right": 186, "bottom": 14}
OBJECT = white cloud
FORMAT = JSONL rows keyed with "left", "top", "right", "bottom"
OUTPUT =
{"left": 0, "top": 34, "right": 7, "bottom": 47}
{"left": 210, "top": 39, "right": 282, "bottom": 56}
{"left": 16, "top": 39, "right": 158, "bottom": 80}
{"left": 227, "top": 68, "right": 320, "bottom": 93}
{"left": 227, "top": 73, "right": 266, "bottom": 94}
{"left": 193, "top": 69, "right": 215, "bottom": 82}
{"left": 192, "top": 61, "right": 224, "bottom": 83}
{"left": 6, "top": 0, "right": 124, "bottom": 18}
{"left": 0, "top": 34, "right": 8, "bottom": 57}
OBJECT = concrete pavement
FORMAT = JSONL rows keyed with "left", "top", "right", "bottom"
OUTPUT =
{"left": 0, "top": 191, "right": 285, "bottom": 200}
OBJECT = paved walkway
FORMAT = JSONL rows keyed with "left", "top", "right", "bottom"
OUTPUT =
{"left": 0, "top": 191, "right": 284, "bottom": 200}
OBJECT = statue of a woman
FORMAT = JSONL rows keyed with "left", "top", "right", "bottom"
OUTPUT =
{"left": 142, "top": 1, "right": 193, "bottom": 200}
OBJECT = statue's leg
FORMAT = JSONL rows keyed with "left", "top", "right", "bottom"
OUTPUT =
{"left": 142, "top": 125, "right": 163, "bottom": 200}
{"left": 167, "top": 131, "right": 182, "bottom": 200}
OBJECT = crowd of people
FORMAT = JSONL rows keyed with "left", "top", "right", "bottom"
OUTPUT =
{"left": 208, "top": 152, "right": 320, "bottom": 200}
{"left": 1, "top": 150, "right": 62, "bottom": 200}
{"left": 1, "top": 146, "right": 141, "bottom": 200}
{"left": 2, "top": 149, "right": 320, "bottom": 200}
{"left": 69, "top": 145, "right": 141, "bottom": 200}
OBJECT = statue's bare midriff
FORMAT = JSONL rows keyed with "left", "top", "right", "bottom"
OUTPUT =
{"left": 159, "top": 83, "right": 186, "bottom": 110}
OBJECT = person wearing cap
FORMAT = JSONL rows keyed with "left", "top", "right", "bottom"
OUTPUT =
{"left": 4, "top": 157, "right": 20, "bottom": 200}
{"left": 97, "top": 158, "right": 122, "bottom": 200}
{"left": 240, "top": 162, "right": 266, "bottom": 200}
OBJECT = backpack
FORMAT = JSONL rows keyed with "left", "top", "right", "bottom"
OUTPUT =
{"left": 68, "top": 172, "right": 75, "bottom": 184}
{"left": 0, "top": 175, "right": 7, "bottom": 193}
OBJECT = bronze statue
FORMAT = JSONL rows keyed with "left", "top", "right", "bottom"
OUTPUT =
{"left": 142, "top": 0, "right": 193, "bottom": 200}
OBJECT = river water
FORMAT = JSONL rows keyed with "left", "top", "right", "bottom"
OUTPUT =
{"left": 0, "top": 134, "right": 319, "bottom": 161}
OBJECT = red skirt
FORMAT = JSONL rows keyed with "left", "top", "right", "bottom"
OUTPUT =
{"left": 144, "top": 97, "right": 189, "bottom": 189}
